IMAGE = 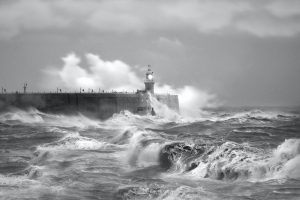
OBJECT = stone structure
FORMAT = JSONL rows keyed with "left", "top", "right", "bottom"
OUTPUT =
{"left": 0, "top": 66, "right": 179, "bottom": 119}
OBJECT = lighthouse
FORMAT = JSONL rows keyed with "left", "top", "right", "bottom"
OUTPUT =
{"left": 144, "top": 65, "right": 155, "bottom": 94}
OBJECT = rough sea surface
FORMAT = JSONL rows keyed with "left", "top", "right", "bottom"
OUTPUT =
{"left": 0, "top": 106, "right": 299, "bottom": 200}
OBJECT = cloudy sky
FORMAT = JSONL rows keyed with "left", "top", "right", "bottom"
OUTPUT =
{"left": 0, "top": 0, "right": 299, "bottom": 106}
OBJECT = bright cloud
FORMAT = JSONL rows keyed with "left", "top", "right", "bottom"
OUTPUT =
{"left": 45, "top": 53, "right": 143, "bottom": 91}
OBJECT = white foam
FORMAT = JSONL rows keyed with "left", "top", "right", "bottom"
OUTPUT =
{"left": 0, "top": 108, "right": 102, "bottom": 128}
{"left": 137, "top": 142, "right": 162, "bottom": 167}
{"left": 37, "top": 132, "right": 111, "bottom": 151}
{"left": 0, "top": 173, "right": 65, "bottom": 198}
{"left": 0, "top": 174, "right": 39, "bottom": 189}
{"left": 106, "top": 110, "right": 150, "bottom": 127}
{"left": 149, "top": 95, "right": 182, "bottom": 122}
{"left": 155, "top": 186, "right": 210, "bottom": 200}
{"left": 270, "top": 139, "right": 300, "bottom": 179}
{"left": 207, "top": 109, "right": 299, "bottom": 123}
{"left": 0, "top": 108, "right": 44, "bottom": 123}
{"left": 185, "top": 139, "right": 300, "bottom": 181}
{"left": 120, "top": 129, "right": 165, "bottom": 168}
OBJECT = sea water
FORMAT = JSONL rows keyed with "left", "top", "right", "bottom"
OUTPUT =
{"left": 0, "top": 107, "right": 299, "bottom": 199}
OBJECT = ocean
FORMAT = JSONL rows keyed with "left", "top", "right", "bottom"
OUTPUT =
{"left": 0, "top": 107, "right": 299, "bottom": 200}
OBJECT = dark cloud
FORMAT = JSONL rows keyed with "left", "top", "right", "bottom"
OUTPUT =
{"left": 0, "top": 0, "right": 299, "bottom": 106}
{"left": 0, "top": 0, "right": 300, "bottom": 38}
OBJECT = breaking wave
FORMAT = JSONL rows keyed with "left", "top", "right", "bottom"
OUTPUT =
{"left": 0, "top": 109, "right": 44, "bottom": 124}
{"left": 207, "top": 109, "right": 299, "bottom": 123}
{"left": 116, "top": 123, "right": 300, "bottom": 182}
{"left": 37, "top": 132, "right": 113, "bottom": 151}
{"left": 0, "top": 108, "right": 101, "bottom": 128}
{"left": 113, "top": 122, "right": 300, "bottom": 182}
{"left": 122, "top": 129, "right": 165, "bottom": 168}
{"left": 158, "top": 139, "right": 300, "bottom": 181}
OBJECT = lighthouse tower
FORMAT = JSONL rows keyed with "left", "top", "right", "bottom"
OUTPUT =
{"left": 144, "top": 65, "right": 155, "bottom": 94}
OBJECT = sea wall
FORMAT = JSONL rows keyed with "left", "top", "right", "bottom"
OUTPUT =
{"left": 0, "top": 93, "right": 179, "bottom": 119}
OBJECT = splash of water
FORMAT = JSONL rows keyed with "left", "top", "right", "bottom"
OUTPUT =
{"left": 42, "top": 53, "right": 218, "bottom": 119}
{"left": 149, "top": 95, "right": 182, "bottom": 122}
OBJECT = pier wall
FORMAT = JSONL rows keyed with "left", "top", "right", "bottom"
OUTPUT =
{"left": 0, "top": 93, "right": 179, "bottom": 119}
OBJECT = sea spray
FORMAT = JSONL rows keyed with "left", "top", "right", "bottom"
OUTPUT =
{"left": 149, "top": 94, "right": 181, "bottom": 122}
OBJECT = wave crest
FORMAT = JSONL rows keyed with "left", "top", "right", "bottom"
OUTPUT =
{"left": 0, "top": 108, "right": 101, "bottom": 128}
{"left": 37, "top": 133, "right": 111, "bottom": 151}
{"left": 159, "top": 139, "right": 300, "bottom": 181}
{"left": 209, "top": 109, "right": 298, "bottom": 123}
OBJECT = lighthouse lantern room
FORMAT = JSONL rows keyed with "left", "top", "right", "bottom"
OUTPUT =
{"left": 144, "top": 65, "right": 155, "bottom": 94}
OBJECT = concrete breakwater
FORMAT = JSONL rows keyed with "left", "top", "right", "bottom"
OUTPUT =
{"left": 0, "top": 92, "right": 179, "bottom": 119}
{"left": 0, "top": 66, "right": 179, "bottom": 119}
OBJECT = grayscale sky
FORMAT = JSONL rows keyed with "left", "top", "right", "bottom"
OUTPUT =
{"left": 0, "top": 0, "right": 299, "bottom": 106}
